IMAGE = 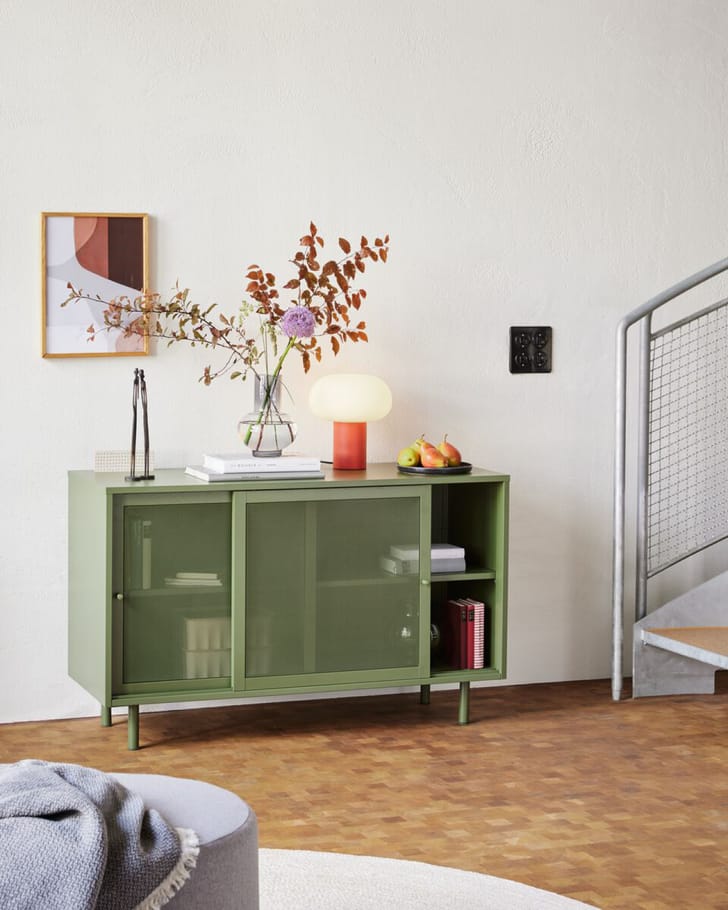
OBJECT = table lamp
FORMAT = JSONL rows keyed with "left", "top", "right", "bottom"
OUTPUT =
{"left": 309, "top": 374, "right": 392, "bottom": 469}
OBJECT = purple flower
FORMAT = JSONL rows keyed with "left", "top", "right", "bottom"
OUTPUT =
{"left": 281, "top": 306, "right": 316, "bottom": 339}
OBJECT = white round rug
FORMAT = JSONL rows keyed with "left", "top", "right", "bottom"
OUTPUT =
{"left": 259, "top": 848, "right": 600, "bottom": 910}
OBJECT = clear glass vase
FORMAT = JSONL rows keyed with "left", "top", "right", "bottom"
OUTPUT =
{"left": 238, "top": 373, "right": 298, "bottom": 457}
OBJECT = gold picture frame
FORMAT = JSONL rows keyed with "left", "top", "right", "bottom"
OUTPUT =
{"left": 41, "top": 212, "right": 149, "bottom": 358}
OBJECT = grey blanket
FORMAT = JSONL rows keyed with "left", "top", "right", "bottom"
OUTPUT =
{"left": 0, "top": 760, "right": 198, "bottom": 910}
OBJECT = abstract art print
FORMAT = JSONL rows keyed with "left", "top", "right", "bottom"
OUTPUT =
{"left": 42, "top": 212, "right": 149, "bottom": 357}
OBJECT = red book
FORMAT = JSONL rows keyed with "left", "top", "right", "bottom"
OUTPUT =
{"left": 464, "top": 598, "right": 485, "bottom": 669}
{"left": 445, "top": 599, "right": 469, "bottom": 669}
{"left": 465, "top": 601, "right": 475, "bottom": 669}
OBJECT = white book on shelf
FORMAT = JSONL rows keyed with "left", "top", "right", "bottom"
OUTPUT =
{"left": 176, "top": 572, "right": 219, "bottom": 580}
{"left": 202, "top": 453, "right": 321, "bottom": 473}
{"left": 379, "top": 555, "right": 419, "bottom": 575}
{"left": 164, "top": 577, "right": 223, "bottom": 587}
{"left": 431, "top": 543, "right": 466, "bottom": 560}
{"left": 389, "top": 543, "right": 466, "bottom": 562}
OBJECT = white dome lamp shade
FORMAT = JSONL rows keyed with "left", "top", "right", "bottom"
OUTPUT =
{"left": 309, "top": 374, "right": 392, "bottom": 470}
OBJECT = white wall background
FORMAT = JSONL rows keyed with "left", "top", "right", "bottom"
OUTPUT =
{"left": 1, "top": 0, "right": 727, "bottom": 723}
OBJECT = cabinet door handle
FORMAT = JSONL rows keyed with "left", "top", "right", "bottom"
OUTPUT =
{"left": 115, "top": 592, "right": 124, "bottom": 601}
{"left": 421, "top": 579, "right": 430, "bottom": 587}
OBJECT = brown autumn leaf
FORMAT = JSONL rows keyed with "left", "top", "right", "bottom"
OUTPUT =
{"left": 338, "top": 237, "right": 351, "bottom": 254}
{"left": 331, "top": 336, "right": 340, "bottom": 355}
{"left": 283, "top": 279, "right": 300, "bottom": 289}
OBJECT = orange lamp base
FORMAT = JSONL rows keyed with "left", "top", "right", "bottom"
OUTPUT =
{"left": 332, "top": 422, "right": 367, "bottom": 470}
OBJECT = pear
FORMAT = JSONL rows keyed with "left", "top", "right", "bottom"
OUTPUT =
{"left": 412, "top": 434, "right": 428, "bottom": 454}
{"left": 420, "top": 444, "right": 448, "bottom": 468}
{"left": 397, "top": 446, "right": 420, "bottom": 467}
{"left": 437, "top": 434, "right": 462, "bottom": 467}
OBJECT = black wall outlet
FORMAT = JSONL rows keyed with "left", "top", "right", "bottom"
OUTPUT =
{"left": 509, "top": 326, "right": 552, "bottom": 373}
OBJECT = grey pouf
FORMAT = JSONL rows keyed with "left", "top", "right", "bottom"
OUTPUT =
{"left": 113, "top": 773, "right": 259, "bottom": 909}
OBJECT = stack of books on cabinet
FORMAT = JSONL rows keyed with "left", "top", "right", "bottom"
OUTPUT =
{"left": 164, "top": 571, "right": 223, "bottom": 588}
{"left": 184, "top": 616, "right": 232, "bottom": 678}
{"left": 444, "top": 598, "right": 490, "bottom": 669}
{"left": 380, "top": 542, "right": 466, "bottom": 575}
{"left": 185, "top": 453, "right": 324, "bottom": 482}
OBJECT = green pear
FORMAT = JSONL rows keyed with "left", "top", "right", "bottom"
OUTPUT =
{"left": 397, "top": 446, "right": 420, "bottom": 467}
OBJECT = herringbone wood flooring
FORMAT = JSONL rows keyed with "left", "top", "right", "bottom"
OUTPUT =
{"left": 2, "top": 678, "right": 727, "bottom": 909}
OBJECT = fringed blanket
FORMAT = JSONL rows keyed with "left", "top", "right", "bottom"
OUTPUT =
{"left": 0, "top": 760, "right": 199, "bottom": 910}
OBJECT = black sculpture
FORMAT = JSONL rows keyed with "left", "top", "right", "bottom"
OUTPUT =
{"left": 126, "top": 368, "right": 155, "bottom": 481}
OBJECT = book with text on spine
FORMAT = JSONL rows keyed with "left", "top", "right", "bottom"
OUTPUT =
{"left": 202, "top": 453, "right": 321, "bottom": 473}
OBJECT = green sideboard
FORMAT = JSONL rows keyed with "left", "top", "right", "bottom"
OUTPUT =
{"left": 68, "top": 464, "right": 509, "bottom": 749}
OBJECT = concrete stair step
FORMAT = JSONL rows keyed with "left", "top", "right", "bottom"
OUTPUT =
{"left": 641, "top": 626, "right": 728, "bottom": 671}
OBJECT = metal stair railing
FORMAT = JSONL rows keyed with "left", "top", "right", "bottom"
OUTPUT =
{"left": 612, "top": 256, "right": 728, "bottom": 701}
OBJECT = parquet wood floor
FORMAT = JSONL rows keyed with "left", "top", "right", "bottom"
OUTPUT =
{"left": 2, "top": 678, "right": 727, "bottom": 909}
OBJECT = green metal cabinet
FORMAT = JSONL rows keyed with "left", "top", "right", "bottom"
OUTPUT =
{"left": 68, "top": 465, "right": 509, "bottom": 749}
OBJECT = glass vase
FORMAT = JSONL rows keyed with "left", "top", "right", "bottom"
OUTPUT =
{"left": 238, "top": 373, "right": 298, "bottom": 457}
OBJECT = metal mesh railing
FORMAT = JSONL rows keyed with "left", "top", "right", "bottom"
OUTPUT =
{"left": 647, "top": 298, "right": 728, "bottom": 575}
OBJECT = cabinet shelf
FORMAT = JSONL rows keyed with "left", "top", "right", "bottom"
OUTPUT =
{"left": 317, "top": 575, "right": 416, "bottom": 589}
{"left": 430, "top": 568, "right": 496, "bottom": 582}
{"left": 430, "top": 666, "right": 501, "bottom": 682}
{"left": 125, "top": 586, "right": 230, "bottom": 598}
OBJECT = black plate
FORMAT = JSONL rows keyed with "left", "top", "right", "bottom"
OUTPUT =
{"left": 397, "top": 461, "right": 472, "bottom": 476}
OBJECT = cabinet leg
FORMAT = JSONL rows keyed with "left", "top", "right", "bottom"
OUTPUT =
{"left": 127, "top": 705, "right": 140, "bottom": 751}
{"left": 457, "top": 681, "right": 470, "bottom": 725}
{"left": 420, "top": 684, "right": 431, "bottom": 705}
{"left": 100, "top": 706, "right": 111, "bottom": 727}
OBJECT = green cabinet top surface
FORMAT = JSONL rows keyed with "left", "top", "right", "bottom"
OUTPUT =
{"left": 69, "top": 463, "right": 509, "bottom": 494}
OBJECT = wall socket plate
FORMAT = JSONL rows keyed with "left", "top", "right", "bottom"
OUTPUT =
{"left": 509, "top": 326, "right": 552, "bottom": 373}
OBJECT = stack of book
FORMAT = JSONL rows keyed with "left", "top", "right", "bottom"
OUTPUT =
{"left": 444, "top": 598, "right": 490, "bottom": 669}
{"left": 164, "top": 571, "right": 223, "bottom": 588}
{"left": 185, "top": 453, "right": 324, "bottom": 482}
{"left": 184, "top": 616, "right": 232, "bottom": 679}
{"left": 380, "top": 543, "right": 466, "bottom": 575}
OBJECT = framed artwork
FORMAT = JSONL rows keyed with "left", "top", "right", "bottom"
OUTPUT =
{"left": 41, "top": 212, "right": 149, "bottom": 357}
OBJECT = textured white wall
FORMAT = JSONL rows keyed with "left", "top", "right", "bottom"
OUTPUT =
{"left": 1, "top": 0, "right": 727, "bottom": 722}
